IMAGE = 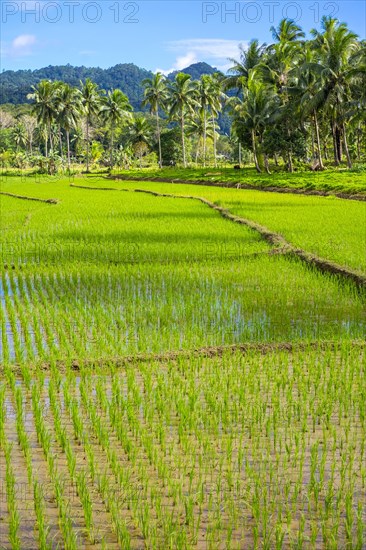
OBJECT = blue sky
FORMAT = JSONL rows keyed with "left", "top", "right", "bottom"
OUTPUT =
{"left": 1, "top": 1, "right": 365, "bottom": 73}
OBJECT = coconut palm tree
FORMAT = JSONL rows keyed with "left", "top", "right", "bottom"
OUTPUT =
{"left": 126, "top": 116, "right": 152, "bottom": 167}
{"left": 262, "top": 19, "right": 305, "bottom": 93}
{"left": 308, "top": 17, "right": 362, "bottom": 167}
{"left": 56, "top": 83, "right": 83, "bottom": 171}
{"left": 196, "top": 75, "right": 222, "bottom": 166}
{"left": 206, "top": 73, "right": 227, "bottom": 166}
{"left": 100, "top": 89, "right": 132, "bottom": 169}
{"left": 231, "top": 70, "right": 278, "bottom": 173}
{"left": 142, "top": 72, "right": 168, "bottom": 168}
{"left": 168, "top": 73, "right": 198, "bottom": 167}
{"left": 288, "top": 45, "right": 325, "bottom": 169}
{"left": 225, "top": 39, "right": 267, "bottom": 91}
{"left": 21, "top": 115, "right": 37, "bottom": 154}
{"left": 270, "top": 18, "right": 305, "bottom": 44}
{"left": 186, "top": 112, "right": 216, "bottom": 164}
{"left": 81, "top": 78, "right": 102, "bottom": 172}
{"left": 12, "top": 123, "right": 27, "bottom": 152}
{"left": 27, "top": 80, "right": 58, "bottom": 157}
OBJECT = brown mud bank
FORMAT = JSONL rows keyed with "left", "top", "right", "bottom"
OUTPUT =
{"left": 2, "top": 340, "right": 365, "bottom": 375}
{"left": 0, "top": 191, "right": 59, "bottom": 204}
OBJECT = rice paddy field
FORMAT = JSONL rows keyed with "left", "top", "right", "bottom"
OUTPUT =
{"left": 0, "top": 174, "right": 365, "bottom": 549}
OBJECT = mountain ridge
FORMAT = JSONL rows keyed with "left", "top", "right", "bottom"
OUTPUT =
{"left": 0, "top": 62, "right": 221, "bottom": 108}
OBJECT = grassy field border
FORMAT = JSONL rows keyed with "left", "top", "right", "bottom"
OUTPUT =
{"left": 109, "top": 175, "right": 366, "bottom": 201}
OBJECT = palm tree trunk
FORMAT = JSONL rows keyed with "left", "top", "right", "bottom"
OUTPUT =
{"left": 332, "top": 122, "right": 339, "bottom": 165}
{"left": 59, "top": 128, "right": 63, "bottom": 158}
{"left": 195, "top": 140, "right": 200, "bottom": 165}
{"left": 203, "top": 109, "right": 207, "bottom": 167}
{"left": 357, "top": 122, "right": 361, "bottom": 161}
{"left": 156, "top": 110, "right": 162, "bottom": 168}
{"left": 264, "top": 155, "right": 271, "bottom": 174}
{"left": 336, "top": 126, "right": 342, "bottom": 163}
{"left": 287, "top": 125, "right": 293, "bottom": 172}
{"left": 212, "top": 113, "right": 217, "bottom": 167}
{"left": 181, "top": 115, "right": 186, "bottom": 168}
{"left": 251, "top": 129, "right": 261, "bottom": 173}
{"left": 48, "top": 121, "right": 53, "bottom": 154}
{"left": 313, "top": 110, "right": 324, "bottom": 170}
{"left": 288, "top": 151, "right": 293, "bottom": 173}
{"left": 66, "top": 130, "right": 71, "bottom": 171}
{"left": 311, "top": 129, "right": 315, "bottom": 160}
{"left": 86, "top": 117, "right": 90, "bottom": 172}
{"left": 110, "top": 125, "right": 114, "bottom": 170}
{"left": 342, "top": 123, "right": 352, "bottom": 169}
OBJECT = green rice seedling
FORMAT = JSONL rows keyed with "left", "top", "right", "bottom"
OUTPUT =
{"left": 0, "top": 385, "right": 6, "bottom": 444}
{"left": 76, "top": 470, "right": 94, "bottom": 543}
{"left": 4, "top": 441, "right": 21, "bottom": 549}
{"left": 33, "top": 480, "right": 51, "bottom": 550}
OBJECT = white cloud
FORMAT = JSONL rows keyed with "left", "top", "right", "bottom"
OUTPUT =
{"left": 155, "top": 38, "right": 246, "bottom": 75}
{"left": 12, "top": 34, "right": 36, "bottom": 49}
{"left": 2, "top": 34, "right": 37, "bottom": 58}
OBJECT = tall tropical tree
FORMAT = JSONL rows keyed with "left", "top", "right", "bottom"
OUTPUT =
{"left": 225, "top": 39, "right": 267, "bottom": 91}
{"left": 289, "top": 45, "right": 325, "bottom": 169}
{"left": 101, "top": 89, "right": 132, "bottom": 169}
{"left": 12, "top": 123, "right": 27, "bottom": 152}
{"left": 231, "top": 70, "right": 278, "bottom": 173}
{"left": 186, "top": 112, "right": 215, "bottom": 164}
{"left": 270, "top": 18, "right": 305, "bottom": 44}
{"left": 262, "top": 19, "right": 305, "bottom": 92}
{"left": 196, "top": 75, "right": 221, "bottom": 166}
{"left": 21, "top": 115, "right": 37, "bottom": 154}
{"left": 81, "top": 78, "right": 102, "bottom": 172}
{"left": 308, "top": 17, "right": 362, "bottom": 167}
{"left": 27, "top": 80, "right": 58, "bottom": 157}
{"left": 168, "top": 73, "right": 198, "bottom": 167}
{"left": 126, "top": 115, "right": 151, "bottom": 146}
{"left": 206, "top": 73, "right": 227, "bottom": 166}
{"left": 126, "top": 115, "right": 152, "bottom": 167}
{"left": 57, "top": 83, "right": 83, "bottom": 171}
{"left": 142, "top": 72, "right": 168, "bottom": 168}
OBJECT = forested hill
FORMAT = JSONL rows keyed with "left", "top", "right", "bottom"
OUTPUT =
{"left": 0, "top": 62, "right": 219, "bottom": 109}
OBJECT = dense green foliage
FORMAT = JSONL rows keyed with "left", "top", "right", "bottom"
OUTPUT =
{"left": 0, "top": 62, "right": 217, "bottom": 108}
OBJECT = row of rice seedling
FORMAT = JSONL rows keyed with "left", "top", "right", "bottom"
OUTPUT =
{"left": 0, "top": 344, "right": 364, "bottom": 548}
{"left": 0, "top": 257, "right": 364, "bottom": 366}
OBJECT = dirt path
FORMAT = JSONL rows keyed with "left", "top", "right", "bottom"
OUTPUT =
{"left": 0, "top": 191, "right": 59, "bottom": 204}
{"left": 2, "top": 340, "right": 365, "bottom": 374}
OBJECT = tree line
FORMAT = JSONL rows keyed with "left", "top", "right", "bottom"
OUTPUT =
{"left": 1, "top": 17, "right": 365, "bottom": 173}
